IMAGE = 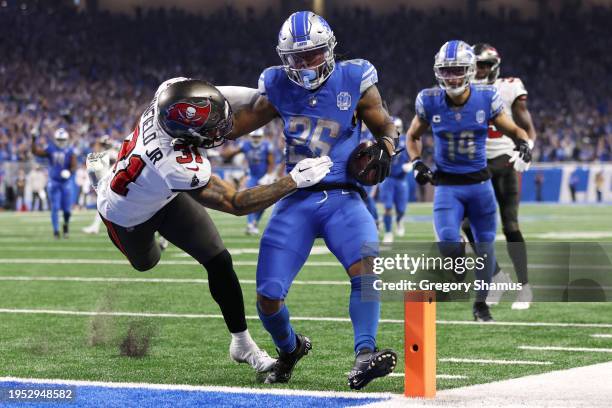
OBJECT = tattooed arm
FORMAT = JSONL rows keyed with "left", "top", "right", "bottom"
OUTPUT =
{"left": 188, "top": 174, "right": 296, "bottom": 216}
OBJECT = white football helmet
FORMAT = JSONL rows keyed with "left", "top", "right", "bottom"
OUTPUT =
{"left": 434, "top": 40, "right": 476, "bottom": 97}
{"left": 249, "top": 127, "right": 265, "bottom": 147}
{"left": 277, "top": 11, "right": 336, "bottom": 90}
{"left": 472, "top": 43, "right": 501, "bottom": 84}
{"left": 54, "top": 128, "right": 69, "bottom": 148}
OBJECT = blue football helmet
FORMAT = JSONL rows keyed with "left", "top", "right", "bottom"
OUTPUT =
{"left": 276, "top": 11, "right": 337, "bottom": 90}
{"left": 53, "top": 128, "right": 69, "bottom": 148}
{"left": 434, "top": 40, "right": 476, "bottom": 97}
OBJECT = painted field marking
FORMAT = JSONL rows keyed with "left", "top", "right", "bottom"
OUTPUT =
{"left": 590, "top": 334, "right": 612, "bottom": 339}
{"left": 439, "top": 358, "right": 553, "bottom": 366}
{"left": 519, "top": 345, "right": 612, "bottom": 353}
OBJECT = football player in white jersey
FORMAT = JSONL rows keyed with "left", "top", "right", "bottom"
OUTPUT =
{"left": 88, "top": 78, "right": 332, "bottom": 374}
{"left": 461, "top": 43, "right": 537, "bottom": 309}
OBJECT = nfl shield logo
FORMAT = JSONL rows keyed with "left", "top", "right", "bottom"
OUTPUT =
{"left": 476, "top": 110, "right": 485, "bottom": 124}
{"left": 337, "top": 92, "right": 351, "bottom": 111}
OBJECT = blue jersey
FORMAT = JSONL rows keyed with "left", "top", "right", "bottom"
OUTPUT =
{"left": 416, "top": 84, "right": 503, "bottom": 174}
{"left": 45, "top": 143, "right": 74, "bottom": 182}
{"left": 240, "top": 140, "right": 272, "bottom": 179}
{"left": 259, "top": 59, "right": 378, "bottom": 184}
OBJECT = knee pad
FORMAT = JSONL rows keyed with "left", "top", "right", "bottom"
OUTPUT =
{"left": 203, "top": 249, "right": 233, "bottom": 271}
{"left": 131, "top": 256, "right": 159, "bottom": 272}
{"left": 257, "top": 279, "right": 287, "bottom": 301}
{"left": 437, "top": 226, "right": 460, "bottom": 243}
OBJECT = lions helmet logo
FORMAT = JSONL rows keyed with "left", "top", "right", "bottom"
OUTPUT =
{"left": 166, "top": 101, "right": 211, "bottom": 128}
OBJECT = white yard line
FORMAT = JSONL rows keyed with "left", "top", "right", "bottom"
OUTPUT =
{"left": 519, "top": 345, "right": 612, "bottom": 353}
{"left": 1, "top": 308, "right": 612, "bottom": 329}
{"left": 0, "top": 276, "right": 347, "bottom": 285}
{"left": 591, "top": 334, "right": 612, "bottom": 338}
{"left": 439, "top": 358, "right": 553, "bottom": 366}
{"left": 0, "top": 258, "right": 341, "bottom": 267}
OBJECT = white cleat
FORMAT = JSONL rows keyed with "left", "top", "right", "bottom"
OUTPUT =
{"left": 245, "top": 224, "right": 259, "bottom": 236}
{"left": 396, "top": 223, "right": 405, "bottom": 237}
{"left": 486, "top": 270, "right": 513, "bottom": 306}
{"left": 158, "top": 237, "right": 169, "bottom": 251}
{"left": 382, "top": 232, "right": 394, "bottom": 243}
{"left": 512, "top": 283, "right": 533, "bottom": 310}
{"left": 230, "top": 340, "right": 276, "bottom": 373}
{"left": 82, "top": 225, "right": 100, "bottom": 235}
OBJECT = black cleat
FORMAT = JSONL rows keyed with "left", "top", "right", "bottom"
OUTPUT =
{"left": 264, "top": 334, "right": 312, "bottom": 384}
{"left": 473, "top": 301, "right": 494, "bottom": 322}
{"left": 348, "top": 348, "right": 397, "bottom": 390}
{"left": 62, "top": 223, "right": 69, "bottom": 239}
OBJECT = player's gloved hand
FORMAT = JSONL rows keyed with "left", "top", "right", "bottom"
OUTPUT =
{"left": 509, "top": 139, "right": 532, "bottom": 172}
{"left": 412, "top": 159, "right": 434, "bottom": 185}
{"left": 290, "top": 156, "right": 332, "bottom": 188}
{"left": 60, "top": 169, "right": 71, "bottom": 180}
{"left": 359, "top": 142, "right": 392, "bottom": 184}
{"left": 258, "top": 173, "right": 277, "bottom": 186}
{"left": 86, "top": 152, "right": 111, "bottom": 192}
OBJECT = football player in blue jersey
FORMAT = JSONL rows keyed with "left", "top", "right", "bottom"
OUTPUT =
{"left": 226, "top": 11, "right": 398, "bottom": 389}
{"left": 406, "top": 40, "right": 532, "bottom": 321}
{"left": 31, "top": 128, "right": 77, "bottom": 238}
{"left": 380, "top": 117, "right": 411, "bottom": 243}
{"left": 223, "top": 127, "right": 277, "bottom": 235}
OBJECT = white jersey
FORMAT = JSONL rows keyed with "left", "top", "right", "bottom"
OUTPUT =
{"left": 97, "top": 97, "right": 211, "bottom": 227}
{"left": 486, "top": 77, "right": 528, "bottom": 159}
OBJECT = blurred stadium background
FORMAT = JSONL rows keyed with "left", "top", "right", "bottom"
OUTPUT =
{"left": 1, "top": 0, "right": 611, "bottom": 209}
{"left": 1, "top": 0, "right": 612, "bottom": 406}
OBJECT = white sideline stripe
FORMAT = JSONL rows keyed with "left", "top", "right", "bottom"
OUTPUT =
{"left": 439, "top": 358, "right": 553, "bottom": 366}
{"left": 0, "top": 259, "right": 340, "bottom": 267}
{"left": 591, "top": 334, "right": 612, "bottom": 338}
{"left": 1, "top": 308, "right": 612, "bottom": 328}
{"left": 387, "top": 373, "right": 467, "bottom": 379}
{"left": 0, "top": 376, "right": 393, "bottom": 399}
{"left": 519, "top": 345, "right": 612, "bottom": 353}
{"left": 0, "top": 276, "right": 347, "bottom": 286}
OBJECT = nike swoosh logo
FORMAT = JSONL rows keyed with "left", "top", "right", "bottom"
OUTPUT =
{"left": 298, "top": 166, "right": 312, "bottom": 173}
{"left": 186, "top": 166, "right": 199, "bottom": 171}
{"left": 341, "top": 190, "right": 350, "bottom": 195}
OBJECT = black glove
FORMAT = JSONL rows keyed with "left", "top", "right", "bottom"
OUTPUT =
{"left": 515, "top": 139, "right": 532, "bottom": 163}
{"left": 359, "top": 142, "right": 392, "bottom": 184}
{"left": 413, "top": 159, "right": 434, "bottom": 185}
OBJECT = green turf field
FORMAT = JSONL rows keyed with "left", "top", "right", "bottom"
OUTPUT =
{"left": 1, "top": 203, "right": 612, "bottom": 393}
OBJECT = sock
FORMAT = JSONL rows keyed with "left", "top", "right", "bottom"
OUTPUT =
{"left": 474, "top": 242, "right": 496, "bottom": 302}
{"left": 51, "top": 208, "right": 59, "bottom": 233}
{"left": 383, "top": 214, "right": 392, "bottom": 233}
{"left": 257, "top": 303, "right": 296, "bottom": 353}
{"left": 396, "top": 212, "right": 404, "bottom": 225}
{"left": 203, "top": 250, "right": 247, "bottom": 333}
{"left": 93, "top": 214, "right": 102, "bottom": 229}
{"left": 505, "top": 230, "right": 528, "bottom": 284}
{"left": 231, "top": 329, "right": 254, "bottom": 346}
{"left": 349, "top": 275, "right": 380, "bottom": 353}
{"left": 63, "top": 211, "right": 71, "bottom": 225}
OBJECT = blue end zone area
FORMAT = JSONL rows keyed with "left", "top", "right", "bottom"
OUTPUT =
{"left": 0, "top": 380, "right": 387, "bottom": 408}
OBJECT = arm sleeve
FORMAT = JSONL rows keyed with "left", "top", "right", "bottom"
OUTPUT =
{"left": 359, "top": 59, "right": 379, "bottom": 94}
{"left": 217, "top": 86, "right": 260, "bottom": 111}
{"left": 490, "top": 87, "right": 504, "bottom": 118}
{"left": 415, "top": 91, "right": 429, "bottom": 123}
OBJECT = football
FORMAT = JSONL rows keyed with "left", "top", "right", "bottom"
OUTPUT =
{"left": 348, "top": 141, "right": 378, "bottom": 186}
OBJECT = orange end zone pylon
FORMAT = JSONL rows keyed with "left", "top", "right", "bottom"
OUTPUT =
{"left": 404, "top": 290, "right": 436, "bottom": 398}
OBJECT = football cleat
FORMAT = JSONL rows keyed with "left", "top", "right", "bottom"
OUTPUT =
{"left": 158, "top": 237, "right": 169, "bottom": 251}
{"left": 348, "top": 348, "right": 397, "bottom": 390}
{"left": 62, "top": 223, "right": 69, "bottom": 239}
{"left": 512, "top": 283, "right": 533, "bottom": 310}
{"left": 396, "top": 222, "right": 405, "bottom": 237}
{"left": 53, "top": 231, "right": 60, "bottom": 240}
{"left": 245, "top": 224, "right": 259, "bottom": 236}
{"left": 264, "top": 334, "right": 312, "bottom": 384}
{"left": 82, "top": 225, "right": 100, "bottom": 235}
{"left": 486, "top": 270, "right": 512, "bottom": 305}
{"left": 382, "top": 232, "right": 394, "bottom": 243}
{"left": 473, "top": 301, "right": 494, "bottom": 322}
{"left": 230, "top": 339, "right": 276, "bottom": 373}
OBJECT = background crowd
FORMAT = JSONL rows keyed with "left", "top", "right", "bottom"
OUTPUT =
{"left": 1, "top": 1, "right": 610, "bottom": 208}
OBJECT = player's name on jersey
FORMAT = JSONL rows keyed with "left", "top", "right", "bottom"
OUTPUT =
{"left": 140, "top": 102, "right": 164, "bottom": 165}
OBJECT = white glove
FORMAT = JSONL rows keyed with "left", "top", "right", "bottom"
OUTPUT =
{"left": 60, "top": 169, "right": 71, "bottom": 180}
{"left": 402, "top": 162, "right": 414, "bottom": 173}
{"left": 290, "top": 156, "right": 332, "bottom": 188}
{"left": 258, "top": 173, "right": 277, "bottom": 186}
{"left": 508, "top": 151, "right": 531, "bottom": 172}
{"left": 86, "top": 152, "right": 111, "bottom": 192}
